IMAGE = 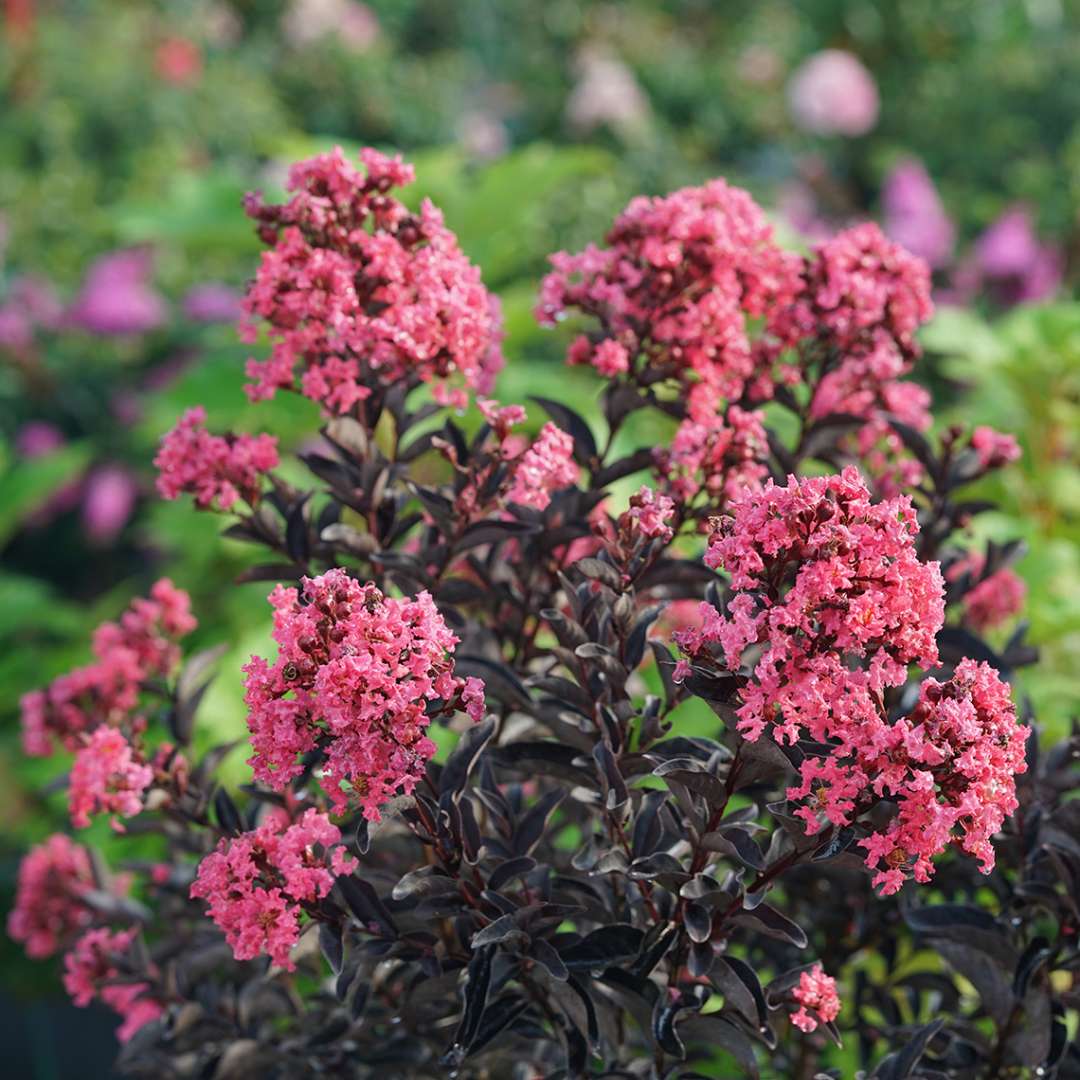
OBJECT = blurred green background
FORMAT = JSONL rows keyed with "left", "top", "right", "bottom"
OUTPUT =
{"left": 1, "top": 1, "right": 1078, "bottom": 1074}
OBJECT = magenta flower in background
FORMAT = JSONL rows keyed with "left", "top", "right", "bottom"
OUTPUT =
{"left": 972, "top": 205, "right": 1062, "bottom": 305}
{"left": 182, "top": 282, "right": 243, "bottom": 324}
{"left": 787, "top": 50, "right": 879, "bottom": 137}
{"left": 82, "top": 464, "right": 138, "bottom": 544}
{"left": 882, "top": 158, "right": 955, "bottom": 269}
{"left": 975, "top": 206, "right": 1041, "bottom": 278}
{"left": 16, "top": 421, "right": 65, "bottom": 458}
{"left": 67, "top": 249, "right": 167, "bottom": 336}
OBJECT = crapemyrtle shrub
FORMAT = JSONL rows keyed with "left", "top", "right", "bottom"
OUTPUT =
{"left": 8, "top": 149, "right": 1077, "bottom": 1080}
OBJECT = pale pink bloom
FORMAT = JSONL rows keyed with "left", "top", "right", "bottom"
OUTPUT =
{"left": 787, "top": 50, "right": 879, "bottom": 137}
{"left": 282, "top": 0, "right": 379, "bottom": 51}
{"left": 566, "top": 46, "right": 651, "bottom": 136}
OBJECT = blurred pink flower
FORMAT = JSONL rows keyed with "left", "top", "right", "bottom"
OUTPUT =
{"left": 282, "top": 0, "right": 379, "bottom": 50}
{"left": 0, "top": 305, "right": 33, "bottom": 350}
{"left": 182, "top": 282, "right": 242, "bottom": 324}
{"left": 82, "top": 464, "right": 138, "bottom": 544}
{"left": 787, "top": 50, "right": 879, "bottom": 137}
{"left": 154, "top": 37, "right": 203, "bottom": 87}
{"left": 67, "top": 249, "right": 167, "bottom": 336}
{"left": 566, "top": 46, "right": 651, "bottom": 136}
{"left": 973, "top": 206, "right": 1062, "bottom": 305}
{"left": 16, "top": 421, "right": 65, "bottom": 458}
{"left": 882, "top": 159, "right": 955, "bottom": 269}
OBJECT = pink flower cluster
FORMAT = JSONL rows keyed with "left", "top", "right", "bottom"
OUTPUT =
{"left": 68, "top": 726, "right": 154, "bottom": 830}
{"left": 677, "top": 466, "right": 944, "bottom": 743}
{"left": 6, "top": 834, "right": 94, "bottom": 958}
{"left": 676, "top": 468, "right": 1026, "bottom": 893}
{"left": 790, "top": 964, "right": 841, "bottom": 1033}
{"left": 155, "top": 406, "right": 279, "bottom": 510}
{"left": 857, "top": 660, "right": 1027, "bottom": 894}
{"left": 948, "top": 553, "right": 1027, "bottom": 632}
{"left": 506, "top": 421, "right": 579, "bottom": 510}
{"left": 21, "top": 579, "right": 196, "bottom": 757}
{"left": 809, "top": 336, "right": 932, "bottom": 496}
{"left": 656, "top": 399, "right": 770, "bottom": 506}
{"left": 241, "top": 147, "right": 503, "bottom": 414}
{"left": 190, "top": 809, "right": 356, "bottom": 969}
{"left": 794, "top": 224, "right": 935, "bottom": 492}
{"left": 243, "top": 568, "right": 484, "bottom": 819}
{"left": 537, "top": 178, "right": 803, "bottom": 401}
{"left": 796, "top": 222, "right": 933, "bottom": 360}
{"left": 63, "top": 927, "right": 163, "bottom": 1042}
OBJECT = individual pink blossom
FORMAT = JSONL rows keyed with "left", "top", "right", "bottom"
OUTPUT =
{"left": 506, "top": 422, "right": 579, "bottom": 511}
{"left": 244, "top": 569, "right": 481, "bottom": 819}
{"left": 881, "top": 159, "right": 955, "bottom": 270}
{"left": 537, "top": 179, "right": 803, "bottom": 402}
{"left": 67, "top": 249, "right": 167, "bottom": 336}
{"left": 63, "top": 928, "right": 163, "bottom": 1042}
{"left": 622, "top": 486, "right": 675, "bottom": 543}
{"left": 790, "top": 964, "right": 841, "bottom": 1033}
{"left": 69, "top": 726, "right": 154, "bottom": 829}
{"left": 21, "top": 579, "right": 195, "bottom": 756}
{"left": 461, "top": 676, "right": 487, "bottom": 722}
{"left": 948, "top": 553, "right": 1027, "bottom": 632}
{"left": 857, "top": 660, "right": 1027, "bottom": 894}
{"left": 7, "top": 834, "right": 94, "bottom": 958}
{"left": 970, "top": 426, "right": 1021, "bottom": 469}
{"left": 155, "top": 405, "right": 279, "bottom": 510}
{"left": 787, "top": 50, "right": 879, "bottom": 137}
{"left": 190, "top": 808, "right": 357, "bottom": 969}
{"left": 241, "top": 147, "right": 503, "bottom": 414}
{"left": 676, "top": 467, "right": 944, "bottom": 747}
{"left": 478, "top": 397, "right": 527, "bottom": 433}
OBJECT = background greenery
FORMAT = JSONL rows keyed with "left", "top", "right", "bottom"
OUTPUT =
{"left": 1, "top": 1, "right": 1078, "bottom": 1074}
